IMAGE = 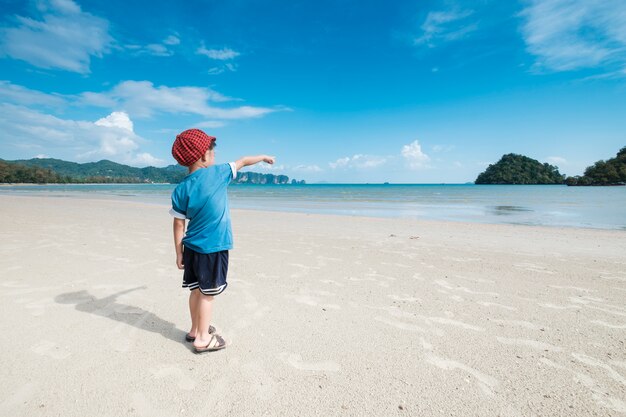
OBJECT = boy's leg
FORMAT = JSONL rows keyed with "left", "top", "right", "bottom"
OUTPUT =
{"left": 188, "top": 289, "right": 200, "bottom": 337}
{"left": 192, "top": 293, "right": 214, "bottom": 348}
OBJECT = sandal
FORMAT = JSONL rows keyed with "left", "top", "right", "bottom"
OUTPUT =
{"left": 194, "top": 334, "right": 227, "bottom": 353}
{"left": 185, "top": 325, "right": 216, "bottom": 342}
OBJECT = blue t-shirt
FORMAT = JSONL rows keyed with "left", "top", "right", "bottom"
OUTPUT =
{"left": 170, "top": 162, "right": 237, "bottom": 254}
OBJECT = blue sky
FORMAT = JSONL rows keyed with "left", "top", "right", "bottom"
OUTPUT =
{"left": 1, "top": 0, "right": 625, "bottom": 183}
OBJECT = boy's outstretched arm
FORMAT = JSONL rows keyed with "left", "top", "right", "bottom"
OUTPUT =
{"left": 234, "top": 155, "right": 275, "bottom": 171}
{"left": 173, "top": 218, "right": 185, "bottom": 269}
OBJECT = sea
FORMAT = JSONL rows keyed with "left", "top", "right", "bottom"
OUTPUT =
{"left": 1, "top": 183, "right": 625, "bottom": 230}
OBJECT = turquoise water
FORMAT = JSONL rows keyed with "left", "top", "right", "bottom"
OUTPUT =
{"left": 1, "top": 183, "right": 625, "bottom": 230}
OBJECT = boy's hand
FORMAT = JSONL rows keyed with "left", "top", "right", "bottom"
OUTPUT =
{"left": 235, "top": 155, "right": 276, "bottom": 170}
{"left": 176, "top": 253, "right": 184, "bottom": 269}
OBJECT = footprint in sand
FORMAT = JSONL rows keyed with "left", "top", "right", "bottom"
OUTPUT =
{"left": 443, "top": 256, "right": 481, "bottom": 263}
{"left": 513, "top": 263, "right": 556, "bottom": 275}
{"left": 24, "top": 297, "right": 57, "bottom": 316}
{"left": 599, "top": 275, "right": 626, "bottom": 282}
{"left": 549, "top": 285, "right": 595, "bottom": 293}
{"left": 150, "top": 365, "right": 196, "bottom": 390}
{"left": 477, "top": 301, "right": 516, "bottom": 311}
{"left": 286, "top": 294, "right": 340, "bottom": 310}
{"left": 585, "top": 305, "right": 626, "bottom": 317}
{"left": 412, "top": 273, "right": 424, "bottom": 281}
{"left": 387, "top": 294, "right": 420, "bottom": 303}
{"left": 541, "top": 357, "right": 626, "bottom": 414}
{"left": 495, "top": 336, "right": 562, "bottom": 352}
{"left": 367, "top": 272, "right": 397, "bottom": 281}
{"left": 31, "top": 340, "right": 71, "bottom": 359}
{"left": 280, "top": 353, "right": 341, "bottom": 372}
{"left": 455, "top": 274, "right": 495, "bottom": 284}
{"left": 0, "top": 383, "right": 38, "bottom": 414}
{"left": 130, "top": 393, "right": 168, "bottom": 417}
{"left": 425, "top": 354, "right": 498, "bottom": 397}
{"left": 7, "top": 286, "right": 60, "bottom": 296}
{"left": 571, "top": 352, "right": 626, "bottom": 386}
{"left": 232, "top": 306, "right": 270, "bottom": 331}
{"left": 240, "top": 361, "right": 277, "bottom": 399}
{"left": 537, "top": 302, "right": 578, "bottom": 310}
{"left": 434, "top": 280, "right": 499, "bottom": 297}
{"left": 320, "top": 279, "right": 345, "bottom": 287}
{"left": 346, "top": 276, "right": 376, "bottom": 283}
{"left": 589, "top": 320, "right": 626, "bottom": 329}
{"left": 490, "top": 319, "right": 539, "bottom": 330}
{"left": 374, "top": 316, "right": 428, "bottom": 333}
{"left": 380, "top": 262, "right": 412, "bottom": 269}
{"left": 380, "top": 307, "right": 479, "bottom": 334}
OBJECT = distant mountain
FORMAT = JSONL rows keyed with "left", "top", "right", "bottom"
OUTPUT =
{"left": 0, "top": 160, "right": 65, "bottom": 183}
{"left": 1, "top": 158, "right": 305, "bottom": 185}
{"left": 475, "top": 154, "right": 565, "bottom": 185}
{"left": 565, "top": 146, "right": 626, "bottom": 186}
{"left": 8, "top": 158, "right": 187, "bottom": 183}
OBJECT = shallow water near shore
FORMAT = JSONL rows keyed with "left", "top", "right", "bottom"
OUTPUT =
{"left": 1, "top": 183, "right": 624, "bottom": 230}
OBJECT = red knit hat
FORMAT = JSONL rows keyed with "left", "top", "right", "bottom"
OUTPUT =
{"left": 172, "top": 129, "right": 216, "bottom": 166}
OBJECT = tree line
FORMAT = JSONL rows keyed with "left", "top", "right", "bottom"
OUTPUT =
{"left": 475, "top": 147, "right": 625, "bottom": 186}
{"left": 565, "top": 146, "right": 626, "bottom": 186}
{"left": 0, "top": 158, "right": 304, "bottom": 184}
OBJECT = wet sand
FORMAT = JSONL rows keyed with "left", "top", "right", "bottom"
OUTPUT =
{"left": 0, "top": 195, "right": 624, "bottom": 416}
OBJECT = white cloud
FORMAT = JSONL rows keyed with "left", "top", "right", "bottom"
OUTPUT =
{"left": 293, "top": 164, "right": 323, "bottom": 172}
{"left": 132, "top": 34, "right": 183, "bottom": 57}
{"left": 401, "top": 140, "right": 430, "bottom": 169}
{"left": 546, "top": 156, "right": 567, "bottom": 165}
{"left": 329, "top": 154, "right": 387, "bottom": 169}
{"left": 35, "top": 154, "right": 49, "bottom": 159}
{"left": 197, "top": 46, "right": 240, "bottom": 60}
{"left": 207, "top": 67, "right": 225, "bottom": 75}
{"left": 520, "top": 0, "right": 626, "bottom": 72}
{"left": 0, "top": 0, "right": 113, "bottom": 73}
{"left": 414, "top": 9, "right": 476, "bottom": 47}
{"left": 94, "top": 111, "right": 133, "bottom": 132}
{"left": 163, "top": 35, "right": 180, "bottom": 46}
{"left": 0, "top": 105, "right": 164, "bottom": 166}
{"left": 254, "top": 163, "right": 285, "bottom": 171}
{"left": 145, "top": 44, "right": 172, "bottom": 57}
{"left": 0, "top": 80, "right": 66, "bottom": 107}
{"left": 195, "top": 120, "right": 226, "bottom": 128}
{"left": 128, "top": 152, "right": 165, "bottom": 167}
{"left": 80, "top": 80, "right": 276, "bottom": 119}
{"left": 432, "top": 144, "right": 455, "bottom": 152}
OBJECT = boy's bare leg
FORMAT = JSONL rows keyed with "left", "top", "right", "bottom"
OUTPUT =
{"left": 192, "top": 293, "right": 214, "bottom": 348}
{"left": 188, "top": 289, "right": 200, "bottom": 337}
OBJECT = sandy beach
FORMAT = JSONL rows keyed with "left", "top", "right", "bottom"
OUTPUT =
{"left": 0, "top": 194, "right": 624, "bottom": 416}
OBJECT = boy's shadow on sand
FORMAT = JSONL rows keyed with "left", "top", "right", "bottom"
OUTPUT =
{"left": 55, "top": 287, "right": 189, "bottom": 347}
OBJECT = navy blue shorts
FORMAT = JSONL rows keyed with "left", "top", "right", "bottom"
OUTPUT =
{"left": 182, "top": 247, "right": 228, "bottom": 296}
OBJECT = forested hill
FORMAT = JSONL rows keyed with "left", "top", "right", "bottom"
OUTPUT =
{"left": 1, "top": 158, "right": 304, "bottom": 185}
{"left": 7, "top": 158, "right": 184, "bottom": 183}
{"left": 565, "top": 146, "right": 626, "bottom": 186}
{"left": 475, "top": 154, "right": 565, "bottom": 184}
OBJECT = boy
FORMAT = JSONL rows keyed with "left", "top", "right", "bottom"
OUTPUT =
{"left": 169, "top": 128, "right": 274, "bottom": 353}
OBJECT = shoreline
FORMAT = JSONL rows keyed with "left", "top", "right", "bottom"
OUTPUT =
{"left": 1, "top": 191, "right": 624, "bottom": 232}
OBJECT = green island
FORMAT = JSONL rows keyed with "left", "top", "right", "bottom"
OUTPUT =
{"left": 0, "top": 158, "right": 305, "bottom": 185}
{"left": 476, "top": 147, "right": 626, "bottom": 186}
{"left": 475, "top": 154, "right": 564, "bottom": 185}
{"left": 564, "top": 147, "right": 626, "bottom": 186}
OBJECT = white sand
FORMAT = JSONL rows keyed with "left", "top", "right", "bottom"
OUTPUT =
{"left": 0, "top": 195, "right": 624, "bottom": 416}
